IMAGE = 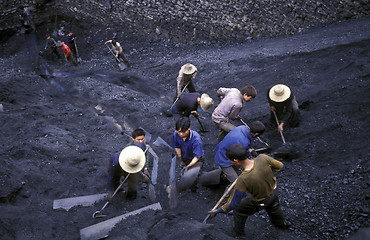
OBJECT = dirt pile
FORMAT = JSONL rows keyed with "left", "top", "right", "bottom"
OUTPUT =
{"left": 0, "top": 17, "right": 369, "bottom": 239}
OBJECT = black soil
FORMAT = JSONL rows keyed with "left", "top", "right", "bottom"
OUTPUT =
{"left": 0, "top": 17, "right": 369, "bottom": 240}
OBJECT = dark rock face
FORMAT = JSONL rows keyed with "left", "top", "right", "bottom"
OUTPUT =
{"left": 1, "top": 0, "right": 369, "bottom": 43}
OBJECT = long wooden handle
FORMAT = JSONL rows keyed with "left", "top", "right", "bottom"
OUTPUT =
{"left": 203, "top": 178, "right": 238, "bottom": 223}
{"left": 273, "top": 111, "right": 286, "bottom": 144}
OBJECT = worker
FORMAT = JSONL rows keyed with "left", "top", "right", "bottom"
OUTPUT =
{"left": 104, "top": 39, "right": 130, "bottom": 66}
{"left": 214, "top": 121, "right": 265, "bottom": 183}
{"left": 212, "top": 85, "right": 257, "bottom": 142}
{"left": 55, "top": 40, "right": 78, "bottom": 66}
{"left": 171, "top": 92, "right": 214, "bottom": 120}
{"left": 175, "top": 63, "right": 198, "bottom": 99}
{"left": 170, "top": 117, "right": 204, "bottom": 191}
{"left": 107, "top": 129, "right": 150, "bottom": 200}
{"left": 44, "top": 35, "right": 60, "bottom": 59}
{"left": 267, "top": 84, "right": 300, "bottom": 133}
{"left": 209, "top": 144, "right": 290, "bottom": 236}
{"left": 66, "top": 31, "right": 77, "bottom": 56}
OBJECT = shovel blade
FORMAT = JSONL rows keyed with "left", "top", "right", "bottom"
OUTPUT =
{"left": 118, "top": 62, "right": 127, "bottom": 70}
{"left": 177, "top": 164, "right": 202, "bottom": 192}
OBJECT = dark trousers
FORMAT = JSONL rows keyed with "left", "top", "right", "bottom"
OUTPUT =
{"left": 107, "top": 162, "right": 138, "bottom": 195}
{"left": 233, "top": 187, "right": 285, "bottom": 235}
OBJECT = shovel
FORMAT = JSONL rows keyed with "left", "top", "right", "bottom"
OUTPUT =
{"left": 239, "top": 118, "right": 270, "bottom": 148}
{"left": 168, "top": 155, "right": 178, "bottom": 209}
{"left": 194, "top": 115, "right": 208, "bottom": 133}
{"left": 74, "top": 40, "right": 82, "bottom": 63}
{"left": 273, "top": 111, "right": 286, "bottom": 144}
{"left": 203, "top": 178, "right": 238, "bottom": 224}
{"left": 92, "top": 174, "right": 130, "bottom": 218}
{"left": 177, "top": 162, "right": 202, "bottom": 192}
{"left": 105, "top": 43, "right": 127, "bottom": 70}
{"left": 169, "top": 81, "right": 190, "bottom": 110}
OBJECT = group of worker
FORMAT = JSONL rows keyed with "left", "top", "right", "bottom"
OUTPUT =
{"left": 110, "top": 63, "right": 299, "bottom": 236}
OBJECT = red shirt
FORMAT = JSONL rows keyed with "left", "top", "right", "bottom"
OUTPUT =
{"left": 60, "top": 42, "right": 71, "bottom": 57}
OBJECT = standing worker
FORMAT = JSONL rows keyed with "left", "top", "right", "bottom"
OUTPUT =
{"left": 170, "top": 117, "right": 204, "bottom": 191}
{"left": 171, "top": 92, "right": 213, "bottom": 120}
{"left": 44, "top": 35, "right": 60, "bottom": 59}
{"left": 56, "top": 40, "right": 78, "bottom": 66}
{"left": 175, "top": 63, "right": 198, "bottom": 99}
{"left": 212, "top": 85, "right": 257, "bottom": 142}
{"left": 209, "top": 144, "right": 290, "bottom": 237}
{"left": 214, "top": 121, "right": 265, "bottom": 183}
{"left": 107, "top": 129, "right": 150, "bottom": 200}
{"left": 104, "top": 39, "right": 130, "bottom": 67}
{"left": 267, "top": 84, "right": 300, "bottom": 133}
{"left": 66, "top": 31, "right": 77, "bottom": 56}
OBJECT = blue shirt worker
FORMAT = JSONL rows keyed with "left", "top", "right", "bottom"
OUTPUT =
{"left": 214, "top": 121, "right": 265, "bottom": 183}
{"left": 171, "top": 117, "right": 204, "bottom": 173}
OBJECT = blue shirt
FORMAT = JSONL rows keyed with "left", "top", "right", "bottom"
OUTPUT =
{"left": 171, "top": 130, "right": 204, "bottom": 160}
{"left": 214, "top": 126, "right": 253, "bottom": 168}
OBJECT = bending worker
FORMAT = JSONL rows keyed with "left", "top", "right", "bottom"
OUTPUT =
{"left": 107, "top": 129, "right": 150, "bottom": 200}
{"left": 105, "top": 39, "right": 130, "bottom": 66}
{"left": 212, "top": 85, "right": 257, "bottom": 142}
{"left": 171, "top": 92, "right": 213, "bottom": 120}
{"left": 214, "top": 121, "right": 265, "bottom": 183}
{"left": 209, "top": 144, "right": 290, "bottom": 237}
{"left": 267, "top": 84, "right": 300, "bottom": 132}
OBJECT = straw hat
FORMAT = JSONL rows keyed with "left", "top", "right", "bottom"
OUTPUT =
{"left": 200, "top": 93, "right": 214, "bottom": 112}
{"left": 269, "top": 84, "right": 291, "bottom": 102}
{"left": 55, "top": 41, "right": 63, "bottom": 47}
{"left": 180, "top": 63, "right": 197, "bottom": 75}
{"left": 119, "top": 145, "right": 146, "bottom": 173}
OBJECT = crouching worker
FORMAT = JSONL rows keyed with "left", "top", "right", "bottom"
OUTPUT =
{"left": 209, "top": 144, "right": 290, "bottom": 237}
{"left": 171, "top": 117, "right": 204, "bottom": 191}
{"left": 107, "top": 129, "right": 149, "bottom": 200}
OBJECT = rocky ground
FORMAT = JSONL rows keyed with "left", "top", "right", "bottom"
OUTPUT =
{"left": 0, "top": 17, "right": 369, "bottom": 240}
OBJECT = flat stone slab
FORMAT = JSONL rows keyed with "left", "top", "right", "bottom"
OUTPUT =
{"left": 53, "top": 193, "right": 108, "bottom": 211}
{"left": 80, "top": 202, "right": 162, "bottom": 240}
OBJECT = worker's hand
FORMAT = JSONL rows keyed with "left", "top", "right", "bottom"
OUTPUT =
{"left": 191, "top": 111, "right": 199, "bottom": 117}
{"left": 181, "top": 166, "right": 189, "bottom": 174}
{"left": 208, "top": 207, "right": 223, "bottom": 218}
{"left": 270, "top": 106, "right": 276, "bottom": 112}
{"left": 250, "top": 148, "right": 257, "bottom": 158}
{"left": 179, "top": 160, "right": 186, "bottom": 168}
{"left": 235, "top": 115, "right": 241, "bottom": 121}
{"left": 278, "top": 123, "right": 284, "bottom": 132}
{"left": 106, "top": 191, "right": 114, "bottom": 201}
{"left": 143, "top": 168, "right": 151, "bottom": 179}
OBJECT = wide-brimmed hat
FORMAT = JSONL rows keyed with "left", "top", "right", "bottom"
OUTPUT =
{"left": 269, "top": 84, "right": 291, "bottom": 102}
{"left": 180, "top": 63, "right": 197, "bottom": 75}
{"left": 55, "top": 41, "right": 63, "bottom": 47}
{"left": 119, "top": 145, "right": 146, "bottom": 173}
{"left": 200, "top": 93, "right": 214, "bottom": 112}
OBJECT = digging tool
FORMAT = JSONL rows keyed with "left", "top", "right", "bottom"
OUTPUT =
{"left": 177, "top": 162, "right": 202, "bottom": 192}
{"left": 273, "top": 111, "right": 286, "bottom": 144}
{"left": 169, "top": 81, "right": 191, "bottom": 110}
{"left": 81, "top": 203, "right": 162, "bottom": 240}
{"left": 240, "top": 118, "right": 270, "bottom": 148}
{"left": 74, "top": 40, "right": 82, "bottom": 63}
{"left": 105, "top": 42, "right": 127, "bottom": 70}
{"left": 92, "top": 174, "right": 130, "bottom": 218}
{"left": 168, "top": 155, "right": 178, "bottom": 209}
{"left": 194, "top": 115, "right": 208, "bottom": 133}
{"left": 203, "top": 178, "right": 238, "bottom": 224}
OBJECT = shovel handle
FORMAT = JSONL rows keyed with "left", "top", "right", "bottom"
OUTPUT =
{"left": 239, "top": 118, "right": 269, "bottom": 147}
{"left": 92, "top": 173, "right": 130, "bottom": 218}
{"left": 170, "top": 81, "right": 191, "bottom": 110}
{"left": 272, "top": 111, "right": 286, "bottom": 144}
{"left": 203, "top": 178, "right": 238, "bottom": 223}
